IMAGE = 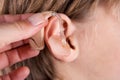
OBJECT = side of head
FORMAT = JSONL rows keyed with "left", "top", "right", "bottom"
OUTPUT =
{"left": 1, "top": 0, "right": 120, "bottom": 80}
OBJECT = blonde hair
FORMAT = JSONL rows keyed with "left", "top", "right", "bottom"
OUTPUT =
{"left": 0, "top": 0, "right": 118, "bottom": 80}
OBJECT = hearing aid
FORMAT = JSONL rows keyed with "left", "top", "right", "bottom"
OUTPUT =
{"left": 29, "top": 11, "right": 66, "bottom": 50}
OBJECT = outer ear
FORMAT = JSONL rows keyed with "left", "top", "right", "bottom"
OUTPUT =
{"left": 45, "top": 14, "right": 79, "bottom": 62}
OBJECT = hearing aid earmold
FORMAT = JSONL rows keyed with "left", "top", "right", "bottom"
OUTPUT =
{"left": 29, "top": 11, "right": 66, "bottom": 51}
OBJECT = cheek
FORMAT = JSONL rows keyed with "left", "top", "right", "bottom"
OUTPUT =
{"left": 80, "top": 25, "right": 120, "bottom": 80}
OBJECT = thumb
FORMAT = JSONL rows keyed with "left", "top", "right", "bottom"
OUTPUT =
{"left": 0, "top": 13, "right": 49, "bottom": 48}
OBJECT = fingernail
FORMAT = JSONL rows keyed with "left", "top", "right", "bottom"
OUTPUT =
{"left": 28, "top": 13, "right": 46, "bottom": 26}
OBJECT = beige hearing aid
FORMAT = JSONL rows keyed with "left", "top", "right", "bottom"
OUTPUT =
{"left": 29, "top": 27, "right": 45, "bottom": 50}
{"left": 29, "top": 11, "right": 64, "bottom": 50}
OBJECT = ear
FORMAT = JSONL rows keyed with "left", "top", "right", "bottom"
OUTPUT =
{"left": 45, "top": 14, "right": 79, "bottom": 62}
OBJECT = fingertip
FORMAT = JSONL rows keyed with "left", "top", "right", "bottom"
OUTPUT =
{"left": 10, "top": 66, "right": 30, "bottom": 80}
{"left": 20, "top": 66, "right": 30, "bottom": 76}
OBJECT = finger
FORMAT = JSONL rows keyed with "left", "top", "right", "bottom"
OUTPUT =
{"left": 0, "top": 44, "right": 39, "bottom": 70}
{"left": 0, "top": 39, "right": 29, "bottom": 53}
{"left": 0, "top": 13, "right": 33, "bottom": 23}
{"left": 1, "top": 67, "right": 30, "bottom": 80}
{"left": 11, "top": 40, "right": 24, "bottom": 48}
{"left": 0, "top": 12, "right": 51, "bottom": 48}
{"left": 0, "top": 19, "right": 47, "bottom": 49}
{"left": 0, "top": 40, "right": 24, "bottom": 53}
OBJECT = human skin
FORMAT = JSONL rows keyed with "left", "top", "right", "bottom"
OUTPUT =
{"left": 0, "top": 5, "right": 119, "bottom": 80}
{"left": 54, "top": 6, "right": 120, "bottom": 80}
{"left": 0, "top": 13, "right": 48, "bottom": 80}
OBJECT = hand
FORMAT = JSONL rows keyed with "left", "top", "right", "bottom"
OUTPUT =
{"left": 0, "top": 13, "right": 47, "bottom": 80}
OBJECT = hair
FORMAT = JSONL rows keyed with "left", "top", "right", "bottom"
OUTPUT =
{"left": 0, "top": 0, "right": 118, "bottom": 80}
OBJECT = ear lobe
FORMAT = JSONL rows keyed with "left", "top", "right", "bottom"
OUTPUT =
{"left": 45, "top": 14, "right": 79, "bottom": 62}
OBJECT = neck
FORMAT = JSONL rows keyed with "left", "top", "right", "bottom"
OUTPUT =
{"left": 54, "top": 57, "right": 86, "bottom": 80}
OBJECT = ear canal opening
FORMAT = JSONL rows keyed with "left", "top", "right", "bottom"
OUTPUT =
{"left": 66, "top": 38, "right": 75, "bottom": 50}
